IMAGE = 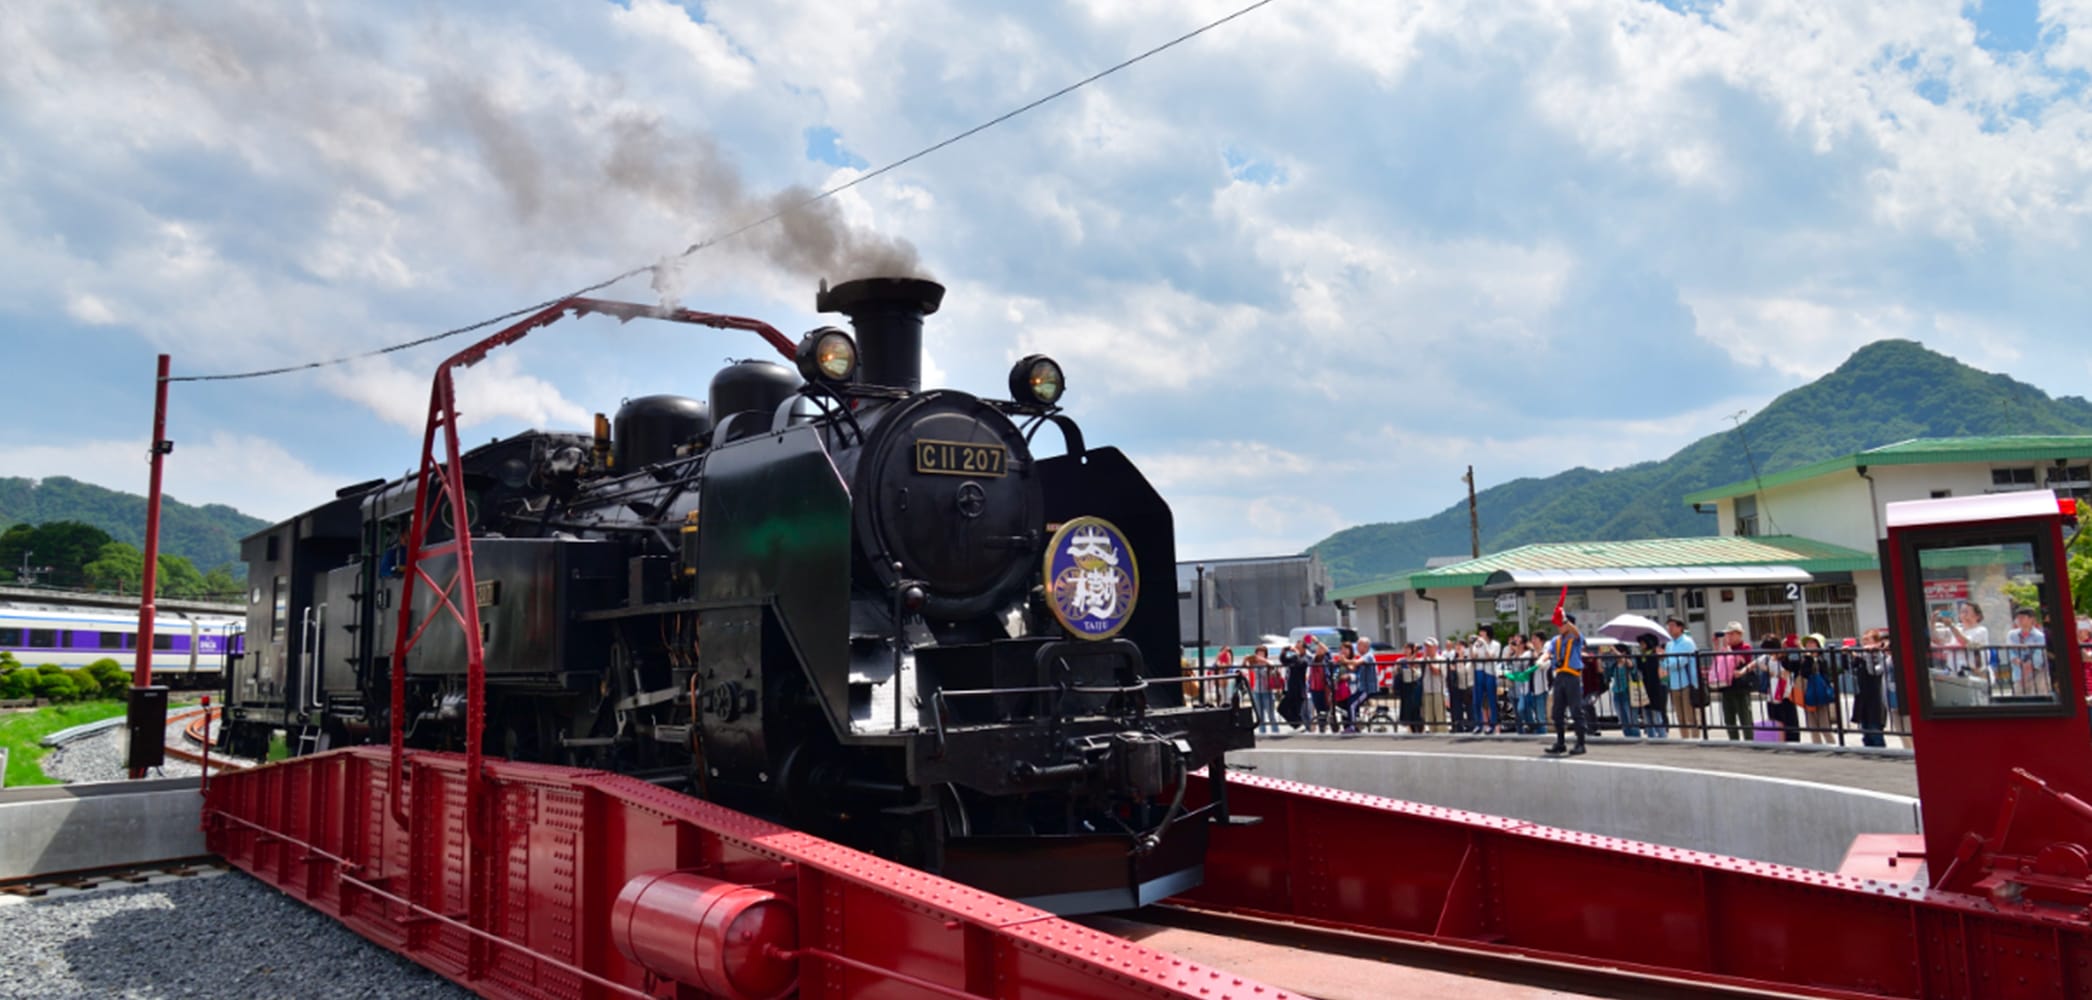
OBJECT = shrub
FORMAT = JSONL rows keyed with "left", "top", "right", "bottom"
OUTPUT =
{"left": 85, "top": 658, "right": 126, "bottom": 689}
{"left": 0, "top": 669, "right": 31, "bottom": 700}
{"left": 65, "top": 668, "right": 101, "bottom": 699}
{"left": 32, "top": 673, "right": 78, "bottom": 702}
{"left": 36, "top": 662, "right": 65, "bottom": 676}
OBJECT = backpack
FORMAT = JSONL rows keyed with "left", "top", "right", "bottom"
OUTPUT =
{"left": 1804, "top": 670, "right": 1835, "bottom": 708}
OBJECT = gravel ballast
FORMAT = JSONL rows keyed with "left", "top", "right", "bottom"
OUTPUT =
{"left": 40, "top": 725, "right": 201, "bottom": 784}
{"left": 0, "top": 872, "right": 469, "bottom": 999}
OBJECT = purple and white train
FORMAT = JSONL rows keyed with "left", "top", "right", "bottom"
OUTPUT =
{"left": 0, "top": 602, "right": 244, "bottom": 683}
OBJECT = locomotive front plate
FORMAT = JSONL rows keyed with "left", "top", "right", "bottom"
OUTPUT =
{"left": 914, "top": 439, "right": 1008, "bottom": 477}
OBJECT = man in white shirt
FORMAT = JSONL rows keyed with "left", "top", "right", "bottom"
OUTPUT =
{"left": 1470, "top": 625, "right": 1503, "bottom": 734}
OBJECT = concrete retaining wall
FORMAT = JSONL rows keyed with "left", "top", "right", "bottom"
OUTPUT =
{"left": 1232, "top": 747, "right": 1919, "bottom": 872}
{"left": 0, "top": 778, "right": 205, "bottom": 879}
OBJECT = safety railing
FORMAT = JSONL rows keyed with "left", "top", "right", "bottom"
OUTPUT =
{"left": 1208, "top": 642, "right": 2092, "bottom": 747}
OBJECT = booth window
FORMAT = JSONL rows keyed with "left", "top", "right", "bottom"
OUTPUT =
{"left": 1912, "top": 537, "right": 2066, "bottom": 715}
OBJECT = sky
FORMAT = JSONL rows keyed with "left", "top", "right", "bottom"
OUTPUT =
{"left": 3, "top": 0, "right": 2091, "bottom": 559}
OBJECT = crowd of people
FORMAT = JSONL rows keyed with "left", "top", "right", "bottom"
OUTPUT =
{"left": 1205, "top": 608, "right": 2092, "bottom": 752}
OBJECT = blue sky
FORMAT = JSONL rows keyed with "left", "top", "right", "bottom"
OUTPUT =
{"left": 3, "top": 0, "right": 2092, "bottom": 558}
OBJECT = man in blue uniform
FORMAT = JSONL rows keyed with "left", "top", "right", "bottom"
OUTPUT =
{"left": 1545, "top": 615, "right": 1589, "bottom": 756}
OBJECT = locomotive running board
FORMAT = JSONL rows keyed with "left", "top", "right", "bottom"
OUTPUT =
{"left": 204, "top": 747, "right": 1301, "bottom": 1000}
{"left": 1186, "top": 772, "right": 2092, "bottom": 1000}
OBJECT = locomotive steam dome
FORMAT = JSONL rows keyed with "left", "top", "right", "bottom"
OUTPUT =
{"left": 709, "top": 359, "right": 800, "bottom": 442}
{"left": 612, "top": 395, "right": 711, "bottom": 469}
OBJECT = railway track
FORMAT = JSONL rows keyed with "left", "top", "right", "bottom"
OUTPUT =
{"left": 0, "top": 857, "right": 228, "bottom": 901}
{"left": 166, "top": 704, "right": 249, "bottom": 772}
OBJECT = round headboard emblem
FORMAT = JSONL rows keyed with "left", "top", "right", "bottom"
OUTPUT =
{"left": 1043, "top": 516, "right": 1139, "bottom": 640}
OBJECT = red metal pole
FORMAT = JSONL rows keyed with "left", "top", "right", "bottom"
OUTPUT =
{"left": 131, "top": 353, "right": 171, "bottom": 779}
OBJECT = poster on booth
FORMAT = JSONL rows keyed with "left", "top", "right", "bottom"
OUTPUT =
{"left": 1044, "top": 516, "right": 1139, "bottom": 640}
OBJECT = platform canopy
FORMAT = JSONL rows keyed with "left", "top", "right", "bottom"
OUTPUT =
{"left": 1478, "top": 565, "right": 1813, "bottom": 592}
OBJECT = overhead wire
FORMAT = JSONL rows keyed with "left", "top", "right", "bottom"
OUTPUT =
{"left": 167, "top": 0, "right": 1284, "bottom": 384}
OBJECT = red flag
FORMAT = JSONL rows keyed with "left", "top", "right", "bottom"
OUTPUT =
{"left": 1550, "top": 586, "right": 1568, "bottom": 627}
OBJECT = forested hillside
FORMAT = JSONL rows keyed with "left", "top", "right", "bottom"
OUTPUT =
{"left": 1312, "top": 341, "right": 2092, "bottom": 587}
{"left": 0, "top": 476, "right": 264, "bottom": 574}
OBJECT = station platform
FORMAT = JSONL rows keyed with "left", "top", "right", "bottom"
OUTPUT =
{"left": 1231, "top": 733, "right": 1919, "bottom": 871}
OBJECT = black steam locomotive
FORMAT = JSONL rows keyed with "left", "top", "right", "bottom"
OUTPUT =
{"left": 223, "top": 277, "right": 1253, "bottom": 912}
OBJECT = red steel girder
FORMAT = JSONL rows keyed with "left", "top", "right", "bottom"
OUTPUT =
{"left": 205, "top": 747, "right": 1300, "bottom": 999}
{"left": 1187, "top": 772, "right": 2092, "bottom": 1000}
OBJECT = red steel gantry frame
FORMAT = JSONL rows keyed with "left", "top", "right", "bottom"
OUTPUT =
{"left": 384, "top": 296, "right": 797, "bottom": 839}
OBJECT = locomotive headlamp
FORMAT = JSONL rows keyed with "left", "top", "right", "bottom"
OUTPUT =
{"left": 796, "top": 327, "right": 859, "bottom": 384}
{"left": 1009, "top": 355, "right": 1065, "bottom": 407}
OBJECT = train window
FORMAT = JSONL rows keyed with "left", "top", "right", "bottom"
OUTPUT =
{"left": 28, "top": 629, "right": 56, "bottom": 648}
{"left": 99, "top": 631, "right": 124, "bottom": 649}
{"left": 272, "top": 576, "right": 288, "bottom": 640}
{"left": 0, "top": 628, "right": 19, "bottom": 646}
{"left": 1910, "top": 536, "right": 2068, "bottom": 716}
{"left": 153, "top": 633, "right": 174, "bottom": 651}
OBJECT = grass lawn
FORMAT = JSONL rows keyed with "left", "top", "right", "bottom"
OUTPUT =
{"left": 0, "top": 700, "right": 130, "bottom": 787}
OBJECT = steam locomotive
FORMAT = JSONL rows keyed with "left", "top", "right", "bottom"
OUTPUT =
{"left": 222, "top": 277, "right": 1254, "bottom": 912}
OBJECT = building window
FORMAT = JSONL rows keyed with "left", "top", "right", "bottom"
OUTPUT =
{"left": 1733, "top": 496, "right": 1758, "bottom": 538}
{"left": 2050, "top": 464, "right": 2092, "bottom": 501}
{"left": 1991, "top": 467, "right": 2038, "bottom": 491}
{"left": 1624, "top": 591, "right": 1674, "bottom": 612}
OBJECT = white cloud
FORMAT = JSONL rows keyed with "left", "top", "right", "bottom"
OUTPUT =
{"left": 0, "top": 431, "right": 341, "bottom": 524}
{"left": 323, "top": 354, "right": 592, "bottom": 434}
{"left": 9, "top": 0, "right": 2092, "bottom": 562}
{"left": 65, "top": 293, "right": 115, "bottom": 325}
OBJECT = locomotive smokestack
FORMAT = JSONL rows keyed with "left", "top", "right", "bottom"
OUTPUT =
{"left": 816, "top": 276, "right": 945, "bottom": 392}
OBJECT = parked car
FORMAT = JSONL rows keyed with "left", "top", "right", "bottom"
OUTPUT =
{"left": 1286, "top": 625, "right": 1358, "bottom": 649}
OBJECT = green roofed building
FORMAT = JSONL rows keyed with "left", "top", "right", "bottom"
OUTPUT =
{"left": 1330, "top": 436, "right": 2092, "bottom": 647}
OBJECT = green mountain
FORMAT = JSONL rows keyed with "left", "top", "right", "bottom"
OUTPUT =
{"left": 0, "top": 476, "right": 267, "bottom": 574}
{"left": 1313, "top": 340, "right": 2092, "bottom": 587}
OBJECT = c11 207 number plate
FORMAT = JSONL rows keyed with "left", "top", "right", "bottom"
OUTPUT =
{"left": 915, "top": 439, "right": 1008, "bottom": 477}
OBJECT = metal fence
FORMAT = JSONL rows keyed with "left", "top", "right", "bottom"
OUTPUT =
{"left": 1236, "top": 647, "right": 1929, "bottom": 747}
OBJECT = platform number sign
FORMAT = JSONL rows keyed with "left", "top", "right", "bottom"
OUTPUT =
{"left": 1784, "top": 582, "right": 1802, "bottom": 602}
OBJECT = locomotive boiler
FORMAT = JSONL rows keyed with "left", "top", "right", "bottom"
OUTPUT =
{"left": 225, "top": 277, "right": 1254, "bottom": 911}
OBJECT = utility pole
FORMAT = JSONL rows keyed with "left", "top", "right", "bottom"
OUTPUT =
{"left": 129, "top": 354, "right": 173, "bottom": 779}
{"left": 18, "top": 549, "right": 32, "bottom": 585}
{"left": 1463, "top": 466, "right": 1480, "bottom": 558}
{"left": 1194, "top": 564, "right": 1208, "bottom": 707}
